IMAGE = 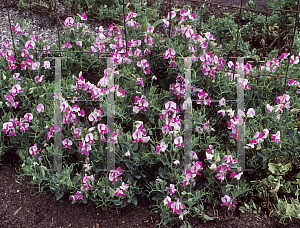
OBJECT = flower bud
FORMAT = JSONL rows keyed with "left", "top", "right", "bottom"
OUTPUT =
{"left": 210, "top": 163, "right": 217, "bottom": 170}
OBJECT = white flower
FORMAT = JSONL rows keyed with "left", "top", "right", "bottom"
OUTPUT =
{"left": 173, "top": 160, "right": 180, "bottom": 165}
{"left": 124, "top": 150, "right": 130, "bottom": 157}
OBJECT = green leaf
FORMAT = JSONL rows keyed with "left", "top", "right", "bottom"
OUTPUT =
{"left": 268, "top": 163, "right": 277, "bottom": 174}
{"left": 152, "top": 19, "right": 163, "bottom": 28}
{"left": 288, "top": 129, "right": 295, "bottom": 140}
{"left": 56, "top": 191, "right": 65, "bottom": 200}
{"left": 279, "top": 163, "right": 291, "bottom": 174}
{"left": 125, "top": 161, "right": 133, "bottom": 169}
{"left": 202, "top": 212, "right": 215, "bottom": 221}
{"left": 131, "top": 142, "right": 138, "bottom": 151}
{"left": 284, "top": 119, "right": 292, "bottom": 126}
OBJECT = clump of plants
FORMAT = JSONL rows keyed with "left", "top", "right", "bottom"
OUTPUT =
{"left": 1, "top": 1, "right": 300, "bottom": 227}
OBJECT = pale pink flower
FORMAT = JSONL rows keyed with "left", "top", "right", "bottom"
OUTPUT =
{"left": 43, "top": 61, "right": 51, "bottom": 69}
{"left": 246, "top": 108, "right": 255, "bottom": 118}
{"left": 36, "top": 103, "right": 44, "bottom": 113}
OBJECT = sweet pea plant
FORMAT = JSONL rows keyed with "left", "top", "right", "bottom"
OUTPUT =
{"left": 1, "top": 2, "right": 300, "bottom": 226}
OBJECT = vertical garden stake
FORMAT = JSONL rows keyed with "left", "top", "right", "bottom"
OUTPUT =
{"left": 54, "top": 57, "right": 63, "bottom": 172}
{"left": 236, "top": 57, "right": 252, "bottom": 172}
{"left": 184, "top": 57, "right": 192, "bottom": 167}
{"left": 107, "top": 57, "right": 115, "bottom": 171}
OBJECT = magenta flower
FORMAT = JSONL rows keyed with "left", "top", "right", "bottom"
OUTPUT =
{"left": 266, "top": 104, "right": 273, "bottom": 113}
{"left": 43, "top": 61, "right": 51, "bottom": 69}
{"left": 174, "top": 136, "right": 183, "bottom": 147}
{"left": 163, "top": 48, "right": 176, "bottom": 59}
{"left": 109, "top": 167, "right": 122, "bottom": 184}
{"left": 62, "top": 138, "right": 73, "bottom": 149}
{"left": 43, "top": 45, "right": 51, "bottom": 54}
{"left": 29, "top": 143, "right": 40, "bottom": 157}
{"left": 12, "top": 23, "right": 23, "bottom": 35}
{"left": 205, "top": 32, "right": 216, "bottom": 41}
{"left": 132, "top": 122, "right": 150, "bottom": 143}
{"left": 64, "top": 17, "right": 74, "bottom": 27}
{"left": 76, "top": 41, "right": 82, "bottom": 47}
{"left": 77, "top": 12, "right": 87, "bottom": 20}
{"left": 30, "top": 35, "right": 38, "bottom": 42}
{"left": 133, "top": 95, "right": 148, "bottom": 114}
{"left": 271, "top": 131, "right": 281, "bottom": 143}
{"left": 109, "top": 129, "right": 120, "bottom": 143}
{"left": 230, "top": 171, "right": 243, "bottom": 180}
{"left": 62, "top": 42, "right": 72, "bottom": 49}
{"left": 24, "top": 40, "right": 35, "bottom": 49}
{"left": 221, "top": 195, "right": 237, "bottom": 210}
{"left": 13, "top": 73, "right": 21, "bottom": 81}
{"left": 280, "top": 52, "right": 290, "bottom": 60}
{"left": 156, "top": 141, "right": 167, "bottom": 154}
{"left": 165, "top": 184, "right": 176, "bottom": 195}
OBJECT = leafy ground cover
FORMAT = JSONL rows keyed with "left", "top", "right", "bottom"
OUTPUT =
{"left": 1, "top": 0, "right": 300, "bottom": 227}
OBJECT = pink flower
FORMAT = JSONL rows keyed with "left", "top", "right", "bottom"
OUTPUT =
{"left": 173, "top": 160, "right": 180, "bottom": 165}
{"left": 174, "top": 136, "right": 183, "bottom": 147}
{"left": 71, "top": 191, "right": 83, "bottom": 202}
{"left": 29, "top": 143, "right": 40, "bottom": 157}
{"left": 30, "top": 35, "right": 38, "bottom": 42}
{"left": 36, "top": 103, "right": 44, "bottom": 113}
{"left": 163, "top": 48, "right": 176, "bottom": 59}
{"left": 64, "top": 17, "right": 74, "bottom": 27}
{"left": 266, "top": 104, "right": 273, "bottom": 113}
{"left": 133, "top": 95, "right": 148, "bottom": 114}
{"left": 271, "top": 131, "right": 281, "bottom": 143}
{"left": 221, "top": 195, "right": 237, "bottom": 210}
{"left": 24, "top": 40, "right": 35, "bottom": 49}
{"left": 205, "top": 32, "right": 216, "bottom": 41}
{"left": 206, "top": 152, "right": 213, "bottom": 160}
{"left": 12, "top": 23, "right": 23, "bottom": 35}
{"left": 62, "top": 42, "right": 72, "bottom": 49}
{"left": 165, "top": 184, "right": 176, "bottom": 195}
{"left": 145, "top": 26, "right": 154, "bottom": 34}
{"left": 162, "top": 19, "right": 169, "bottom": 27}
{"left": 218, "top": 110, "right": 226, "bottom": 117}
{"left": 246, "top": 108, "right": 255, "bottom": 118}
{"left": 109, "top": 167, "right": 122, "bottom": 184}
{"left": 43, "top": 61, "right": 51, "bottom": 69}
{"left": 218, "top": 98, "right": 225, "bottom": 106}
{"left": 280, "top": 52, "right": 290, "bottom": 60}
{"left": 169, "top": 58, "right": 177, "bottom": 67}
{"left": 76, "top": 41, "right": 82, "bottom": 47}
{"left": 77, "top": 12, "right": 87, "bottom": 20}
{"left": 124, "top": 151, "right": 130, "bottom": 157}
{"left": 189, "top": 151, "right": 198, "bottom": 160}
{"left": 132, "top": 122, "right": 150, "bottom": 143}
{"left": 156, "top": 141, "right": 167, "bottom": 154}
{"left": 43, "top": 45, "right": 51, "bottom": 54}
{"left": 62, "top": 138, "right": 73, "bottom": 149}
{"left": 114, "top": 188, "right": 125, "bottom": 196}
{"left": 85, "top": 133, "right": 96, "bottom": 144}
{"left": 13, "top": 73, "right": 21, "bottom": 81}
